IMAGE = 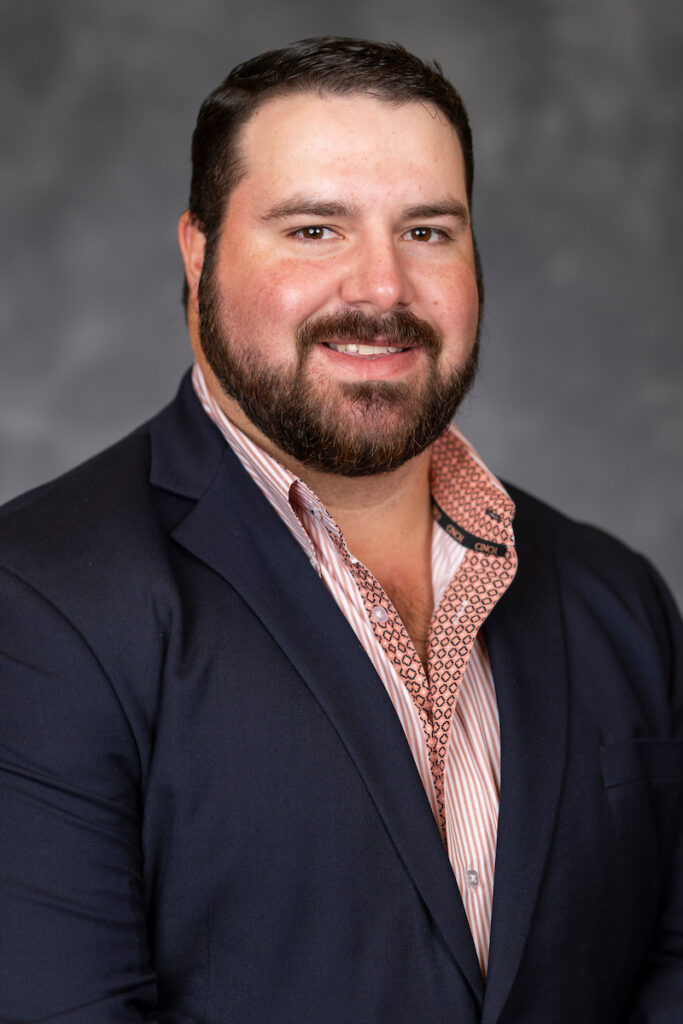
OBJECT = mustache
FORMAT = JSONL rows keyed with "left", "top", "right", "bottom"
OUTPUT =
{"left": 296, "top": 310, "right": 442, "bottom": 354}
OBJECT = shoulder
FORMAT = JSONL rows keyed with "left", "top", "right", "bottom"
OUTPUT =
{"left": 0, "top": 399, "right": 199, "bottom": 668}
{"left": 0, "top": 373, "right": 228, "bottom": 779}
{"left": 505, "top": 482, "right": 682, "bottom": 693}
{"left": 0, "top": 422, "right": 160, "bottom": 582}
{"left": 506, "top": 480, "right": 679, "bottom": 614}
{"left": 506, "top": 480, "right": 662, "bottom": 591}
{"left": 0, "top": 370, "right": 215, "bottom": 593}
{"left": 0, "top": 425, "right": 166, "bottom": 781}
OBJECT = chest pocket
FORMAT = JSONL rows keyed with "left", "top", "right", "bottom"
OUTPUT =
{"left": 600, "top": 738, "right": 683, "bottom": 885}
{"left": 600, "top": 738, "right": 683, "bottom": 789}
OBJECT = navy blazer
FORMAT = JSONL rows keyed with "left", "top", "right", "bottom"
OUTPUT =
{"left": 1, "top": 372, "right": 681, "bottom": 1023}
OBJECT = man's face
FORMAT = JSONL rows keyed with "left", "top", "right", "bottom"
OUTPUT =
{"left": 197, "top": 92, "right": 481, "bottom": 476}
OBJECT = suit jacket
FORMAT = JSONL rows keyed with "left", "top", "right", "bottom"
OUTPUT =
{"left": 0, "top": 371, "right": 681, "bottom": 1024}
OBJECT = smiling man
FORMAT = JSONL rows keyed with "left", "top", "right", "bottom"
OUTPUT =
{"left": 0, "top": 37, "right": 681, "bottom": 1024}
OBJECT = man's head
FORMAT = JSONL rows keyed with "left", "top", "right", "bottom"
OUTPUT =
{"left": 179, "top": 37, "right": 482, "bottom": 476}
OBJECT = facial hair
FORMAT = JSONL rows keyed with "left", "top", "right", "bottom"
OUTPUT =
{"left": 197, "top": 262, "right": 479, "bottom": 477}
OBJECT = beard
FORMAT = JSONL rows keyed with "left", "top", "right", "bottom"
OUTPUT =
{"left": 197, "top": 263, "right": 480, "bottom": 478}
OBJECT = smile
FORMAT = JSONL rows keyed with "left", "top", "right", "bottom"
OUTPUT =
{"left": 323, "top": 342, "right": 408, "bottom": 357}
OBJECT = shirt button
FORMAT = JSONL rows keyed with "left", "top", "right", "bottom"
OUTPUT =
{"left": 309, "top": 507, "right": 319, "bottom": 518}
{"left": 465, "top": 868, "right": 479, "bottom": 888}
{"left": 370, "top": 605, "right": 389, "bottom": 624}
{"left": 309, "top": 557, "right": 318, "bottom": 569}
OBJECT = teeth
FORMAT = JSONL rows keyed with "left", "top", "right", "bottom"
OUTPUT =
{"left": 327, "top": 343, "right": 406, "bottom": 356}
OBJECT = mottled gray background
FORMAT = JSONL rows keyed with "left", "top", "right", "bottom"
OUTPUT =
{"left": 1, "top": 0, "right": 681, "bottom": 604}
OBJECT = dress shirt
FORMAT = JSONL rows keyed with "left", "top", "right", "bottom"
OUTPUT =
{"left": 192, "top": 363, "right": 517, "bottom": 973}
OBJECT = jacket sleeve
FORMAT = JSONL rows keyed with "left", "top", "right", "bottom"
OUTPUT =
{"left": 625, "top": 561, "right": 683, "bottom": 1023}
{"left": 0, "top": 567, "right": 190, "bottom": 1022}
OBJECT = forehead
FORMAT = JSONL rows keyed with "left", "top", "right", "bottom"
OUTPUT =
{"left": 233, "top": 92, "right": 468, "bottom": 206}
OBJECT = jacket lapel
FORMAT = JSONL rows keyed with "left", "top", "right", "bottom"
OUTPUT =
{"left": 149, "top": 376, "right": 485, "bottom": 1008}
{"left": 482, "top": 500, "right": 569, "bottom": 1024}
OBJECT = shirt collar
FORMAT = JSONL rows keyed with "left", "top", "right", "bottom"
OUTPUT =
{"left": 430, "top": 427, "right": 516, "bottom": 554}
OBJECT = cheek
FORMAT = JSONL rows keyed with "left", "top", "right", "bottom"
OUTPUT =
{"left": 428, "top": 265, "right": 480, "bottom": 339}
{"left": 225, "top": 259, "right": 337, "bottom": 328}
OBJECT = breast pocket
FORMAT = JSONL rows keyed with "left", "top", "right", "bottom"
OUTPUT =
{"left": 600, "top": 737, "right": 683, "bottom": 789}
{"left": 600, "top": 738, "right": 683, "bottom": 884}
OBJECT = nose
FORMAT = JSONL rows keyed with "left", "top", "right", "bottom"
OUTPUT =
{"left": 339, "top": 236, "right": 414, "bottom": 314}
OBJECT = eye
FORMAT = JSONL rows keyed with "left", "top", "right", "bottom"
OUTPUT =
{"left": 404, "top": 226, "right": 450, "bottom": 243}
{"left": 290, "top": 226, "right": 337, "bottom": 241}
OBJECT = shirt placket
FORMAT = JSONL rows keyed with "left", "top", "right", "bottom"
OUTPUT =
{"left": 427, "top": 545, "right": 517, "bottom": 832}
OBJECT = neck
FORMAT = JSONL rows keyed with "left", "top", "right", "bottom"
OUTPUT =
{"left": 298, "top": 448, "right": 431, "bottom": 540}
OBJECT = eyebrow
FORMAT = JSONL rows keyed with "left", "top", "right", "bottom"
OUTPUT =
{"left": 260, "top": 195, "right": 469, "bottom": 224}
{"left": 260, "top": 197, "right": 361, "bottom": 221}
{"left": 401, "top": 201, "right": 469, "bottom": 224}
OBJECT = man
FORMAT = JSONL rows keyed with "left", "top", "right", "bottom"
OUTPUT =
{"left": 0, "top": 36, "right": 681, "bottom": 1024}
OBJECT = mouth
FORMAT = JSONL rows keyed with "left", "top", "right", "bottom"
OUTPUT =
{"left": 322, "top": 337, "right": 412, "bottom": 359}
{"left": 310, "top": 332, "right": 423, "bottom": 382}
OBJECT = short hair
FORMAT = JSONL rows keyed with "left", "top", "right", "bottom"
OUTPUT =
{"left": 183, "top": 36, "right": 478, "bottom": 312}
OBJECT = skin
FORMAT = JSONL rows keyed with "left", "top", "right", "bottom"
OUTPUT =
{"left": 178, "top": 93, "right": 480, "bottom": 666}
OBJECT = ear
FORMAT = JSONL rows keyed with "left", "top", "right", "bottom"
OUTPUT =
{"left": 177, "top": 211, "right": 206, "bottom": 313}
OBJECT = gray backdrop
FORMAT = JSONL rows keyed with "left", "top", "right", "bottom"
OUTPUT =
{"left": 1, "top": 0, "right": 681, "bottom": 604}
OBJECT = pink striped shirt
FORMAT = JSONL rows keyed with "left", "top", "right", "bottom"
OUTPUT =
{"left": 192, "top": 363, "right": 517, "bottom": 975}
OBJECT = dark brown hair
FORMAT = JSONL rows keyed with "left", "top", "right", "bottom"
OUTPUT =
{"left": 183, "top": 36, "right": 478, "bottom": 311}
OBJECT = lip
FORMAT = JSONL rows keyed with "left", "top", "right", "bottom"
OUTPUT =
{"left": 311, "top": 341, "right": 422, "bottom": 381}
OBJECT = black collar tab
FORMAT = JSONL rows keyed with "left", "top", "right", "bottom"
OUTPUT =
{"left": 431, "top": 496, "right": 508, "bottom": 557}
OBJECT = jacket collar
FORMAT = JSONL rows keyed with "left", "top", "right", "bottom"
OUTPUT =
{"left": 148, "top": 370, "right": 226, "bottom": 500}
